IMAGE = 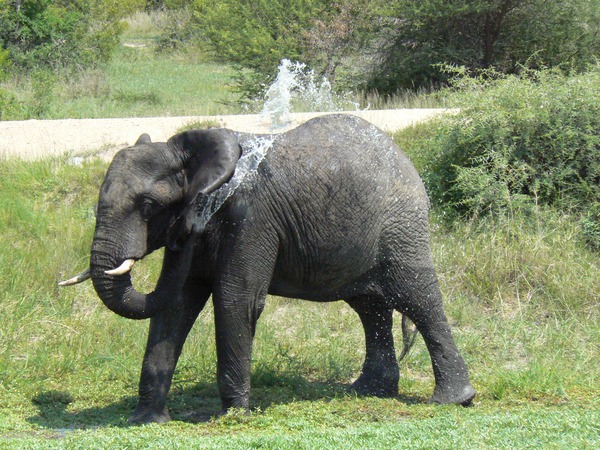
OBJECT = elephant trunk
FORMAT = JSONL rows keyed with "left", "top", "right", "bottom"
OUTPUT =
{"left": 89, "top": 233, "right": 197, "bottom": 320}
{"left": 90, "top": 248, "right": 162, "bottom": 320}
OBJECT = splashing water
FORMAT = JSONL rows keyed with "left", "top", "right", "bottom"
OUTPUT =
{"left": 260, "top": 59, "right": 359, "bottom": 129}
{"left": 260, "top": 59, "right": 301, "bottom": 128}
{"left": 192, "top": 136, "right": 275, "bottom": 232}
{"left": 191, "top": 59, "right": 364, "bottom": 229}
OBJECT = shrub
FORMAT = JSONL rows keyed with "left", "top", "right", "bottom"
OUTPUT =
{"left": 190, "top": 0, "right": 321, "bottom": 100}
{"left": 0, "top": 0, "right": 138, "bottom": 73}
{"left": 581, "top": 204, "right": 600, "bottom": 251}
{"left": 398, "top": 65, "right": 599, "bottom": 223}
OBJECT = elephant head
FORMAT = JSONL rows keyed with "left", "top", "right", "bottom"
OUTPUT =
{"left": 60, "top": 130, "right": 242, "bottom": 319}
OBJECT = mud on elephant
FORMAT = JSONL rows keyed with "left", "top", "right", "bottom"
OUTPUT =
{"left": 61, "top": 114, "right": 475, "bottom": 424}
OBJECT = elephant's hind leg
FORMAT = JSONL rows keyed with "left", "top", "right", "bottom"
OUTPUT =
{"left": 129, "top": 281, "right": 210, "bottom": 424}
{"left": 346, "top": 296, "right": 399, "bottom": 397}
{"left": 384, "top": 265, "right": 475, "bottom": 406}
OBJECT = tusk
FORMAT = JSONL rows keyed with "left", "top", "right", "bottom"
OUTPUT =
{"left": 58, "top": 268, "right": 91, "bottom": 286}
{"left": 105, "top": 259, "right": 135, "bottom": 276}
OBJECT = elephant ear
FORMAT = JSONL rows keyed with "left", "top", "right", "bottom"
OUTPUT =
{"left": 166, "top": 129, "right": 242, "bottom": 250}
{"left": 134, "top": 133, "right": 152, "bottom": 145}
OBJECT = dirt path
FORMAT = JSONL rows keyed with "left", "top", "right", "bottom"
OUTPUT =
{"left": 0, "top": 109, "right": 450, "bottom": 160}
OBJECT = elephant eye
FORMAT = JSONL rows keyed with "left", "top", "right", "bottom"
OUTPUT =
{"left": 140, "top": 199, "right": 157, "bottom": 221}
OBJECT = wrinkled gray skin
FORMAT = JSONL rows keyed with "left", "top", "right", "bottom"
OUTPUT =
{"left": 84, "top": 114, "right": 474, "bottom": 423}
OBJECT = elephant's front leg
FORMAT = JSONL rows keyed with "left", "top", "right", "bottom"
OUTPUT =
{"left": 213, "top": 284, "right": 266, "bottom": 412}
{"left": 129, "top": 283, "right": 210, "bottom": 424}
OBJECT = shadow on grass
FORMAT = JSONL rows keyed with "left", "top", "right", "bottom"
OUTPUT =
{"left": 28, "top": 373, "right": 424, "bottom": 429}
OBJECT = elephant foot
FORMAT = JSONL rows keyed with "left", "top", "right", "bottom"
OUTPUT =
{"left": 128, "top": 406, "right": 171, "bottom": 424}
{"left": 348, "top": 373, "right": 398, "bottom": 398}
{"left": 220, "top": 395, "right": 250, "bottom": 415}
{"left": 429, "top": 383, "right": 476, "bottom": 406}
{"left": 218, "top": 406, "right": 251, "bottom": 417}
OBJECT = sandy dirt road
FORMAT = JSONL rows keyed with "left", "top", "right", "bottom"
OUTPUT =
{"left": 0, "top": 109, "right": 450, "bottom": 160}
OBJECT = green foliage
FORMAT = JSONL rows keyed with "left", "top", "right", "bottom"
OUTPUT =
{"left": 581, "top": 203, "right": 600, "bottom": 251}
{"left": 396, "top": 65, "right": 599, "bottom": 223}
{"left": 153, "top": 7, "right": 203, "bottom": 53}
{"left": 0, "top": 0, "right": 135, "bottom": 73}
{"left": 180, "top": 0, "right": 599, "bottom": 98}
{"left": 0, "top": 0, "right": 145, "bottom": 118}
{"left": 192, "top": 0, "right": 318, "bottom": 99}
{"left": 367, "top": 0, "right": 600, "bottom": 92}
{"left": 191, "top": 0, "right": 377, "bottom": 100}
{"left": 297, "top": 0, "right": 378, "bottom": 85}
{"left": 0, "top": 46, "right": 9, "bottom": 75}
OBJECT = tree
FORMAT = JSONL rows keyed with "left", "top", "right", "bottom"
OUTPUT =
{"left": 367, "top": 0, "right": 599, "bottom": 92}
{"left": 193, "top": 0, "right": 378, "bottom": 100}
{"left": 301, "top": 0, "right": 378, "bottom": 84}
{"left": 192, "top": 0, "right": 318, "bottom": 99}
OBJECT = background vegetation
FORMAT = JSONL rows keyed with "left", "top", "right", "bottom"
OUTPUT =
{"left": 368, "top": 0, "right": 600, "bottom": 91}
{"left": 0, "top": 6, "right": 241, "bottom": 120}
{"left": 0, "top": 0, "right": 146, "bottom": 72}
{"left": 395, "top": 64, "right": 599, "bottom": 244}
{"left": 180, "top": 0, "right": 599, "bottom": 96}
{"left": 2, "top": 0, "right": 598, "bottom": 116}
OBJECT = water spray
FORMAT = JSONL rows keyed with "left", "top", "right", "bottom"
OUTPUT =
{"left": 260, "top": 59, "right": 360, "bottom": 130}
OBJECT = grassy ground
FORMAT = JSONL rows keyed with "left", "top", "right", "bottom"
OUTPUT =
{"left": 0, "top": 13, "right": 241, "bottom": 120}
{"left": 0, "top": 155, "right": 597, "bottom": 448}
{"left": 50, "top": 47, "right": 241, "bottom": 119}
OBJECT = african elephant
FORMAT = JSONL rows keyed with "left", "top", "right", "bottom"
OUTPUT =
{"left": 61, "top": 114, "right": 475, "bottom": 424}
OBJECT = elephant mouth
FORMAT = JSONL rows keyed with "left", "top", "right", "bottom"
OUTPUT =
{"left": 61, "top": 229, "right": 196, "bottom": 321}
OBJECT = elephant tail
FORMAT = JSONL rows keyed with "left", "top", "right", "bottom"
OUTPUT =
{"left": 398, "top": 314, "right": 418, "bottom": 362}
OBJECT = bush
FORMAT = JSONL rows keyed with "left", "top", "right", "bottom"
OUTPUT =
{"left": 581, "top": 204, "right": 600, "bottom": 251}
{"left": 395, "top": 65, "right": 600, "bottom": 251}
{"left": 398, "top": 65, "right": 599, "bottom": 222}
{"left": 190, "top": 0, "right": 321, "bottom": 100}
{"left": 0, "top": 0, "right": 139, "bottom": 73}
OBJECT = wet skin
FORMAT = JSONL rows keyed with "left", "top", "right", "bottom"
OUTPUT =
{"left": 77, "top": 114, "right": 475, "bottom": 423}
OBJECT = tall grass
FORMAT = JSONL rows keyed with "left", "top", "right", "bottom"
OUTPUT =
{"left": 357, "top": 87, "right": 446, "bottom": 110}
{"left": 429, "top": 211, "right": 599, "bottom": 402}
{"left": 123, "top": 9, "right": 176, "bottom": 43}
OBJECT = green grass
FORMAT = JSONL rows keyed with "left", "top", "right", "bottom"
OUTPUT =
{"left": 50, "top": 46, "right": 241, "bottom": 119}
{"left": 2, "top": 402, "right": 598, "bottom": 449}
{"left": 0, "top": 16, "right": 241, "bottom": 120}
{"left": 0, "top": 156, "right": 597, "bottom": 448}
